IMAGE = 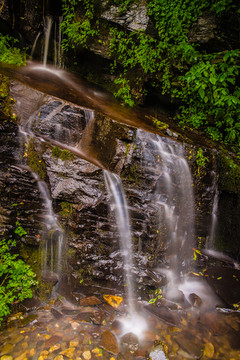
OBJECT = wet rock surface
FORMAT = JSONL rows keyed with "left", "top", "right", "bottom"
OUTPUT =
{"left": 2, "top": 85, "right": 239, "bottom": 298}
{"left": 0, "top": 294, "right": 240, "bottom": 360}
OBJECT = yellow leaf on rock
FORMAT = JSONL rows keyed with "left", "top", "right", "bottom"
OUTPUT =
{"left": 103, "top": 295, "right": 123, "bottom": 308}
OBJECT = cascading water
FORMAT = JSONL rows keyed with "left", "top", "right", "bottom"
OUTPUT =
{"left": 104, "top": 171, "right": 135, "bottom": 312}
{"left": 104, "top": 171, "right": 147, "bottom": 337}
{"left": 53, "top": 16, "right": 63, "bottom": 67}
{"left": 18, "top": 126, "right": 64, "bottom": 290}
{"left": 207, "top": 173, "right": 219, "bottom": 249}
{"left": 31, "top": 15, "right": 63, "bottom": 66}
{"left": 138, "top": 130, "right": 195, "bottom": 297}
{"left": 43, "top": 16, "right": 53, "bottom": 67}
{"left": 208, "top": 187, "right": 219, "bottom": 248}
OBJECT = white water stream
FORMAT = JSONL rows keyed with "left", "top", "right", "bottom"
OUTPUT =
{"left": 18, "top": 126, "right": 64, "bottom": 287}
{"left": 104, "top": 171, "right": 135, "bottom": 312}
{"left": 43, "top": 16, "right": 52, "bottom": 67}
{"left": 104, "top": 171, "right": 148, "bottom": 337}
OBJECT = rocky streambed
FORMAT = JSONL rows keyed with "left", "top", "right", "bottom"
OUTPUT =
{"left": 0, "top": 284, "right": 240, "bottom": 360}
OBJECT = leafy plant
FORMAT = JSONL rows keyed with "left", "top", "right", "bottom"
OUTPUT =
{"left": 195, "top": 148, "right": 209, "bottom": 175}
{"left": 0, "top": 34, "right": 26, "bottom": 65}
{"left": 60, "top": 0, "right": 240, "bottom": 150}
{"left": 61, "top": 0, "right": 99, "bottom": 50}
{"left": 0, "top": 239, "right": 37, "bottom": 325}
{"left": 14, "top": 220, "right": 27, "bottom": 237}
{"left": 148, "top": 288, "right": 163, "bottom": 304}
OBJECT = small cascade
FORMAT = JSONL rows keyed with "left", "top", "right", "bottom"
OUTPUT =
{"left": 138, "top": 130, "right": 195, "bottom": 293}
{"left": 18, "top": 127, "right": 64, "bottom": 290}
{"left": 154, "top": 136, "right": 194, "bottom": 274}
{"left": 30, "top": 16, "right": 63, "bottom": 66}
{"left": 207, "top": 175, "right": 219, "bottom": 249}
{"left": 43, "top": 16, "right": 53, "bottom": 67}
{"left": 104, "top": 171, "right": 148, "bottom": 337}
{"left": 30, "top": 31, "right": 42, "bottom": 59}
{"left": 53, "top": 16, "right": 63, "bottom": 67}
{"left": 33, "top": 172, "right": 64, "bottom": 280}
{"left": 104, "top": 171, "right": 135, "bottom": 312}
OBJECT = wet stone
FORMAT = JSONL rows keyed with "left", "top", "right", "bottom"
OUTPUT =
{"left": 74, "top": 312, "right": 93, "bottom": 323}
{"left": 14, "top": 352, "right": 28, "bottom": 360}
{"left": 45, "top": 335, "right": 62, "bottom": 349}
{"left": 20, "top": 313, "right": 38, "bottom": 326}
{"left": 148, "top": 344, "right": 168, "bottom": 360}
{"left": 145, "top": 305, "right": 181, "bottom": 327}
{"left": 189, "top": 293, "right": 202, "bottom": 307}
{"left": 0, "top": 344, "right": 14, "bottom": 356}
{"left": 121, "top": 333, "right": 139, "bottom": 352}
{"left": 21, "top": 296, "right": 41, "bottom": 311}
{"left": 10, "top": 334, "right": 24, "bottom": 344}
{"left": 203, "top": 342, "right": 215, "bottom": 358}
{"left": 79, "top": 296, "right": 102, "bottom": 306}
{"left": 99, "top": 330, "right": 120, "bottom": 355}
{"left": 82, "top": 350, "right": 91, "bottom": 360}
{"left": 175, "top": 330, "right": 204, "bottom": 359}
{"left": 90, "top": 310, "right": 105, "bottom": 325}
{"left": 199, "top": 312, "right": 228, "bottom": 335}
{"left": 51, "top": 308, "right": 63, "bottom": 319}
{"left": 60, "top": 347, "right": 76, "bottom": 358}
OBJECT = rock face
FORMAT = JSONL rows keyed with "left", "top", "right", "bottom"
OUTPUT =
{"left": 1, "top": 81, "right": 231, "bottom": 300}
{"left": 101, "top": 1, "right": 149, "bottom": 32}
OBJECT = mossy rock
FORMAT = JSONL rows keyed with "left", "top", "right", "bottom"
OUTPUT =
{"left": 27, "top": 140, "right": 47, "bottom": 180}
{"left": 219, "top": 150, "right": 240, "bottom": 194}
{"left": 51, "top": 146, "right": 75, "bottom": 161}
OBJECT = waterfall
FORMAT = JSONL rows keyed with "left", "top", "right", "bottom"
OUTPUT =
{"left": 138, "top": 130, "right": 195, "bottom": 292}
{"left": 154, "top": 137, "right": 195, "bottom": 275}
{"left": 43, "top": 16, "right": 53, "bottom": 67}
{"left": 104, "top": 171, "right": 135, "bottom": 313}
{"left": 207, "top": 181, "right": 219, "bottom": 249}
{"left": 53, "top": 16, "right": 63, "bottom": 67}
{"left": 18, "top": 127, "right": 64, "bottom": 288}
{"left": 33, "top": 172, "right": 64, "bottom": 279}
{"left": 41, "top": 16, "right": 63, "bottom": 67}
{"left": 30, "top": 31, "right": 41, "bottom": 59}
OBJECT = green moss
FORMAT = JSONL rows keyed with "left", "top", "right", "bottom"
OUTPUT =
{"left": 20, "top": 243, "right": 41, "bottom": 277}
{"left": 52, "top": 146, "right": 75, "bottom": 161}
{"left": 59, "top": 201, "right": 74, "bottom": 218}
{"left": 27, "top": 141, "right": 47, "bottom": 180}
{"left": 0, "top": 75, "right": 16, "bottom": 120}
{"left": 123, "top": 163, "right": 139, "bottom": 183}
{"left": 219, "top": 150, "right": 240, "bottom": 194}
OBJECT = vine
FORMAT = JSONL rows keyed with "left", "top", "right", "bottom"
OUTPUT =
{"left": 60, "top": 0, "right": 240, "bottom": 148}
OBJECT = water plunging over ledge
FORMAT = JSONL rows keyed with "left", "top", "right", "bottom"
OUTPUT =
{"left": 19, "top": 126, "right": 65, "bottom": 291}
{"left": 104, "top": 171, "right": 135, "bottom": 312}
{"left": 104, "top": 171, "right": 147, "bottom": 337}
{"left": 137, "top": 130, "right": 196, "bottom": 300}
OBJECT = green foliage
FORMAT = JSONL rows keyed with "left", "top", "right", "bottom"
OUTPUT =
{"left": 61, "top": 0, "right": 99, "bottom": 50}
{"left": 59, "top": 201, "right": 74, "bottom": 218}
{"left": 52, "top": 146, "right": 75, "bottom": 161}
{"left": 174, "top": 50, "right": 240, "bottom": 144}
{"left": 113, "top": 75, "right": 135, "bottom": 107}
{"left": 0, "top": 75, "right": 16, "bottom": 120}
{"left": 0, "top": 34, "right": 26, "bottom": 65}
{"left": 25, "top": 141, "right": 47, "bottom": 180}
{"left": 61, "top": 0, "right": 240, "bottom": 150}
{"left": 0, "top": 239, "right": 37, "bottom": 325}
{"left": 195, "top": 148, "right": 209, "bottom": 175}
{"left": 148, "top": 288, "right": 163, "bottom": 304}
{"left": 219, "top": 150, "right": 240, "bottom": 194}
{"left": 111, "top": 0, "right": 135, "bottom": 14}
{"left": 14, "top": 221, "right": 27, "bottom": 237}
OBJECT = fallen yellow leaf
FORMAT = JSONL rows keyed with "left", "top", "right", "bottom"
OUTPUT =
{"left": 103, "top": 295, "right": 123, "bottom": 309}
